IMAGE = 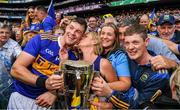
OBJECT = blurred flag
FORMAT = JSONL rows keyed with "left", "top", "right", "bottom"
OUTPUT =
{"left": 48, "top": 0, "right": 56, "bottom": 19}
{"left": 148, "top": 8, "right": 155, "bottom": 29}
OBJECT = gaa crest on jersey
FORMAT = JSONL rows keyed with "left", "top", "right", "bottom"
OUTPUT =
{"left": 140, "top": 73, "right": 149, "bottom": 82}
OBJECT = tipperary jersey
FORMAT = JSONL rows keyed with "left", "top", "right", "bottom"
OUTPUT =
{"left": 29, "top": 22, "right": 42, "bottom": 31}
{"left": 41, "top": 16, "right": 56, "bottom": 33}
{"left": 13, "top": 34, "right": 77, "bottom": 99}
{"left": 106, "top": 50, "right": 170, "bottom": 109}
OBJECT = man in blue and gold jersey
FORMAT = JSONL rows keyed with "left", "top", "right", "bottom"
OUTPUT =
{"left": 8, "top": 17, "right": 87, "bottom": 109}
{"left": 35, "top": 5, "right": 56, "bottom": 34}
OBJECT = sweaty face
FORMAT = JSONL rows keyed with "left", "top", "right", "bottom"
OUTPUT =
{"left": 100, "top": 26, "right": 116, "bottom": 50}
{"left": 157, "top": 23, "right": 175, "bottom": 40}
{"left": 0, "top": 28, "right": 11, "bottom": 44}
{"left": 64, "top": 22, "right": 84, "bottom": 46}
{"left": 124, "top": 34, "right": 148, "bottom": 61}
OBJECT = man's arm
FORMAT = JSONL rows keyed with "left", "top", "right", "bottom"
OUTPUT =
{"left": 148, "top": 37, "right": 180, "bottom": 63}
{"left": 150, "top": 55, "right": 178, "bottom": 71}
{"left": 11, "top": 51, "right": 38, "bottom": 86}
{"left": 163, "top": 39, "right": 180, "bottom": 55}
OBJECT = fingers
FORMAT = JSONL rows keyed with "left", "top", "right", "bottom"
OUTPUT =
{"left": 150, "top": 55, "right": 165, "bottom": 70}
{"left": 91, "top": 77, "right": 104, "bottom": 96}
{"left": 36, "top": 98, "right": 50, "bottom": 108}
{"left": 46, "top": 74, "right": 64, "bottom": 90}
{"left": 48, "top": 75, "right": 63, "bottom": 84}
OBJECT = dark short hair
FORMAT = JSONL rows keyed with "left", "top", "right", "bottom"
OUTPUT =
{"left": 71, "top": 17, "right": 87, "bottom": 33}
{"left": 88, "top": 16, "right": 98, "bottom": 21}
{"left": 35, "top": 5, "right": 47, "bottom": 13}
{"left": 124, "top": 24, "right": 147, "bottom": 41}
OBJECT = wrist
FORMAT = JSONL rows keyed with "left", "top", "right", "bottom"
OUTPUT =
{"left": 36, "top": 77, "right": 47, "bottom": 89}
{"left": 106, "top": 90, "right": 114, "bottom": 101}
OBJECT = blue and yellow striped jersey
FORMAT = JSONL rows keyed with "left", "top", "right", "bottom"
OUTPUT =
{"left": 14, "top": 34, "right": 77, "bottom": 99}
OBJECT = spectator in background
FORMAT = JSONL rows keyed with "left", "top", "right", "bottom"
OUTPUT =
{"left": 175, "top": 18, "right": 180, "bottom": 31}
{"left": 157, "top": 14, "right": 180, "bottom": 60}
{"left": 157, "top": 15, "right": 179, "bottom": 43}
{"left": 104, "top": 14, "right": 118, "bottom": 25}
{"left": 139, "top": 14, "right": 149, "bottom": 28}
{"left": 23, "top": 6, "right": 41, "bottom": 32}
{"left": 21, "top": 30, "right": 38, "bottom": 49}
{"left": 55, "top": 12, "right": 62, "bottom": 25}
{"left": 138, "top": 14, "right": 159, "bottom": 36}
{"left": 117, "top": 19, "right": 134, "bottom": 47}
{"left": 34, "top": 5, "right": 56, "bottom": 34}
{"left": 86, "top": 16, "right": 99, "bottom": 32}
{"left": 53, "top": 26, "right": 63, "bottom": 36}
{"left": 148, "top": 22, "right": 158, "bottom": 36}
{"left": 15, "top": 30, "right": 23, "bottom": 45}
{"left": 0, "top": 24, "right": 22, "bottom": 109}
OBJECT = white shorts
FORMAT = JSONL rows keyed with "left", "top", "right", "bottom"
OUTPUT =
{"left": 7, "top": 92, "right": 51, "bottom": 110}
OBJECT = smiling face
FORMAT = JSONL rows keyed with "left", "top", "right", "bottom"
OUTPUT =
{"left": 64, "top": 21, "right": 85, "bottom": 47}
{"left": 88, "top": 17, "right": 97, "bottom": 29}
{"left": 100, "top": 26, "right": 116, "bottom": 50}
{"left": 157, "top": 23, "right": 175, "bottom": 40}
{"left": 28, "top": 8, "right": 35, "bottom": 19}
{"left": 124, "top": 33, "right": 148, "bottom": 61}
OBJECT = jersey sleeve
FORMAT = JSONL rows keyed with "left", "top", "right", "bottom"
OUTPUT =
{"left": 23, "top": 34, "right": 41, "bottom": 57}
{"left": 42, "top": 17, "right": 55, "bottom": 33}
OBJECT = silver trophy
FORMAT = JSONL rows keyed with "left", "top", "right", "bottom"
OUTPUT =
{"left": 58, "top": 60, "right": 94, "bottom": 109}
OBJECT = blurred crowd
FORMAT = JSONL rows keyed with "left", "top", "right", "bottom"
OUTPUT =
{"left": 0, "top": 4, "right": 180, "bottom": 109}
